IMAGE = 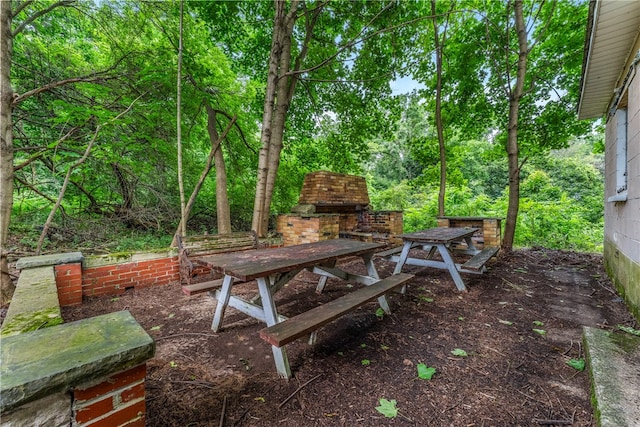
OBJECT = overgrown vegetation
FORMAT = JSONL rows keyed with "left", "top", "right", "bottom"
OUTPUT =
{"left": 3, "top": 0, "right": 601, "bottom": 259}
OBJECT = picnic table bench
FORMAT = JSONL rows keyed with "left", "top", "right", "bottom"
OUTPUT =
{"left": 195, "top": 239, "right": 414, "bottom": 378}
{"left": 176, "top": 231, "right": 257, "bottom": 291}
{"left": 378, "top": 227, "right": 499, "bottom": 291}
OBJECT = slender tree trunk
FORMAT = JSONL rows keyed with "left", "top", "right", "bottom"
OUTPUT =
{"left": 0, "top": 1, "right": 14, "bottom": 304}
{"left": 251, "top": 1, "right": 287, "bottom": 236}
{"left": 176, "top": 0, "right": 186, "bottom": 237}
{"left": 37, "top": 131, "right": 97, "bottom": 254}
{"left": 260, "top": 4, "right": 298, "bottom": 234}
{"left": 205, "top": 103, "right": 231, "bottom": 234}
{"left": 502, "top": 0, "right": 528, "bottom": 250}
{"left": 432, "top": 0, "right": 446, "bottom": 217}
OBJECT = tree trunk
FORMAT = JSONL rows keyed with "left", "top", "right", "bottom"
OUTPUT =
{"left": 0, "top": 1, "right": 14, "bottom": 304}
{"left": 251, "top": 1, "right": 288, "bottom": 236}
{"left": 176, "top": 0, "right": 186, "bottom": 237}
{"left": 205, "top": 104, "right": 231, "bottom": 234}
{"left": 171, "top": 104, "right": 236, "bottom": 244}
{"left": 502, "top": 0, "right": 528, "bottom": 250}
{"left": 432, "top": 0, "right": 446, "bottom": 217}
{"left": 252, "top": 0, "right": 305, "bottom": 237}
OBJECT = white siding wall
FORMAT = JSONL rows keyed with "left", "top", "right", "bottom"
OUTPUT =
{"left": 605, "top": 71, "right": 640, "bottom": 262}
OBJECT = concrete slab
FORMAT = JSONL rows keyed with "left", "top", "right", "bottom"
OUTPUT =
{"left": 583, "top": 326, "right": 640, "bottom": 427}
{"left": 15, "top": 252, "right": 83, "bottom": 270}
{"left": 1, "top": 267, "right": 61, "bottom": 337}
{"left": 0, "top": 311, "right": 155, "bottom": 412}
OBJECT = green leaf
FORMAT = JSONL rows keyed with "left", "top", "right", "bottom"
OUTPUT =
{"left": 375, "top": 398, "right": 398, "bottom": 418}
{"left": 417, "top": 363, "right": 436, "bottom": 380}
{"left": 499, "top": 319, "right": 514, "bottom": 325}
{"left": 419, "top": 295, "right": 434, "bottom": 302}
{"left": 566, "top": 358, "right": 585, "bottom": 371}
{"left": 533, "top": 328, "right": 546, "bottom": 336}
{"left": 451, "top": 348, "right": 468, "bottom": 357}
{"left": 361, "top": 359, "right": 371, "bottom": 366}
{"left": 533, "top": 320, "right": 545, "bottom": 326}
{"left": 150, "top": 325, "right": 161, "bottom": 331}
{"left": 375, "top": 307, "right": 385, "bottom": 318}
{"left": 617, "top": 324, "right": 640, "bottom": 337}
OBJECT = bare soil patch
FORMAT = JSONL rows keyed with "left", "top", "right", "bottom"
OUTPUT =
{"left": 62, "top": 248, "right": 635, "bottom": 426}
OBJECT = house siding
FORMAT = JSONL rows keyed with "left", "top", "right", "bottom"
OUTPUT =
{"left": 604, "top": 69, "right": 640, "bottom": 320}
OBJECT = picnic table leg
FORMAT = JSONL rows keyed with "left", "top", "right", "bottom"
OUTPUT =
{"left": 251, "top": 270, "right": 301, "bottom": 305}
{"left": 362, "top": 254, "right": 392, "bottom": 314}
{"left": 256, "top": 276, "right": 292, "bottom": 379}
{"left": 393, "top": 242, "right": 412, "bottom": 275}
{"left": 436, "top": 244, "right": 467, "bottom": 292}
{"left": 315, "top": 260, "right": 336, "bottom": 294}
{"left": 463, "top": 236, "right": 478, "bottom": 252}
{"left": 211, "top": 275, "right": 235, "bottom": 332}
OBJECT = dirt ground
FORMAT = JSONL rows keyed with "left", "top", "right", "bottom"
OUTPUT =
{"left": 61, "top": 247, "right": 637, "bottom": 427}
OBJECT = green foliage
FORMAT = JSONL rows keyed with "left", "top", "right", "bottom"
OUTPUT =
{"left": 451, "top": 348, "right": 468, "bottom": 357}
{"left": 566, "top": 358, "right": 586, "bottom": 371}
{"left": 417, "top": 363, "right": 436, "bottom": 380}
{"left": 375, "top": 398, "right": 399, "bottom": 418}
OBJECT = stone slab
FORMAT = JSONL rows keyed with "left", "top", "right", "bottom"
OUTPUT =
{"left": 0, "top": 311, "right": 155, "bottom": 412}
{"left": 15, "top": 252, "right": 83, "bottom": 270}
{"left": 1, "top": 267, "right": 61, "bottom": 337}
{"left": 583, "top": 326, "right": 640, "bottom": 427}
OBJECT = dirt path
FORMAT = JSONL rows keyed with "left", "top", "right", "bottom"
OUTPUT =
{"left": 63, "top": 248, "right": 636, "bottom": 426}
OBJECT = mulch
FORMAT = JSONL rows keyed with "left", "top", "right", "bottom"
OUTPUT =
{"left": 62, "top": 247, "right": 636, "bottom": 426}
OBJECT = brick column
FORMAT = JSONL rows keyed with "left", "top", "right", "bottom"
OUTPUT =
{"left": 55, "top": 263, "right": 83, "bottom": 306}
{"left": 73, "top": 364, "right": 147, "bottom": 427}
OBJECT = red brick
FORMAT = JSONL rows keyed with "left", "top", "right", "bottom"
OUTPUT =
{"left": 80, "top": 399, "right": 145, "bottom": 427}
{"left": 75, "top": 394, "right": 114, "bottom": 423}
{"left": 74, "top": 365, "right": 146, "bottom": 401}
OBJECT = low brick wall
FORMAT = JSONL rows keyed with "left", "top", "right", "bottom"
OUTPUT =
{"left": 437, "top": 216, "right": 502, "bottom": 249}
{"left": 1, "top": 253, "right": 156, "bottom": 426}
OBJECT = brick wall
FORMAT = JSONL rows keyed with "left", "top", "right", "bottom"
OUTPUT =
{"left": 276, "top": 214, "right": 339, "bottom": 246}
{"left": 73, "top": 364, "right": 147, "bottom": 427}
{"left": 298, "top": 171, "right": 370, "bottom": 206}
{"left": 437, "top": 217, "right": 502, "bottom": 248}
{"left": 359, "top": 211, "right": 403, "bottom": 235}
{"left": 81, "top": 257, "right": 180, "bottom": 298}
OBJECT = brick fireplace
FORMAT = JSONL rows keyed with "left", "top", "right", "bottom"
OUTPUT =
{"left": 276, "top": 171, "right": 402, "bottom": 246}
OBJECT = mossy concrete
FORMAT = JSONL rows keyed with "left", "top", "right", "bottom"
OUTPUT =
{"left": 583, "top": 326, "right": 640, "bottom": 426}
{"left": 604, "top": 239, "right": 640, "bottom": 321}
{"left": 1, "top": 267, "right": 62, "bottom": 337}
{"left": 0, "top": 310, "right": 155, "bottom": 412}
{"left": 15, "top": 252, "right": 83, "bottom": 270}
{"left": 83, "top": 248, "right": 175, "bottom": 268}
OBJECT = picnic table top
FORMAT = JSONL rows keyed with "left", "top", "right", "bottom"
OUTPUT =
{"left": 195, "top": 238, "right": 384, "bottom": 281}
{"left": 399, "top": 227, "right": 478, "bottom": 244}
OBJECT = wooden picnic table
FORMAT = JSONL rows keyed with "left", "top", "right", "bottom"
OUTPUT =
{"left": 390, "top": 227, "right": 480, "bottom": 292}
{"left": 194, "top": 238, "right": 412, "bottom": 378}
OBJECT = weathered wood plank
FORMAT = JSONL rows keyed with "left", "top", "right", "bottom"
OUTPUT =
{"left": 461, "top": 246, "right": 499, "bottom": 271}
{"left": 259, "top": 273, "right": 414, "bottom": 347}
{"left": 181, "top": 279, "right": 224, "bottom": 296}
{"left": 375, "top": 246, "right": 403, "bottom": 258}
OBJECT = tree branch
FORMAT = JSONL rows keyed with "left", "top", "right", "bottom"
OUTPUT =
{"left": 13, "top": 75, "right": 118, "bottom": 106}
{"left": 12, "top": 0, "right": 75, "bottom": 37}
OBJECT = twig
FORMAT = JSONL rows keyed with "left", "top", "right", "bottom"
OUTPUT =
{"left": 278, "top": 374, "right": 322, "bottom": 409}
{"left": 232, "top": 407, "right": 250, "bottom": 427}
{"left": 532, "top": 418, "right": 572, "bottom": 425}
{"left": 219, "top": 395, "right": 227, "bottom": 427}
